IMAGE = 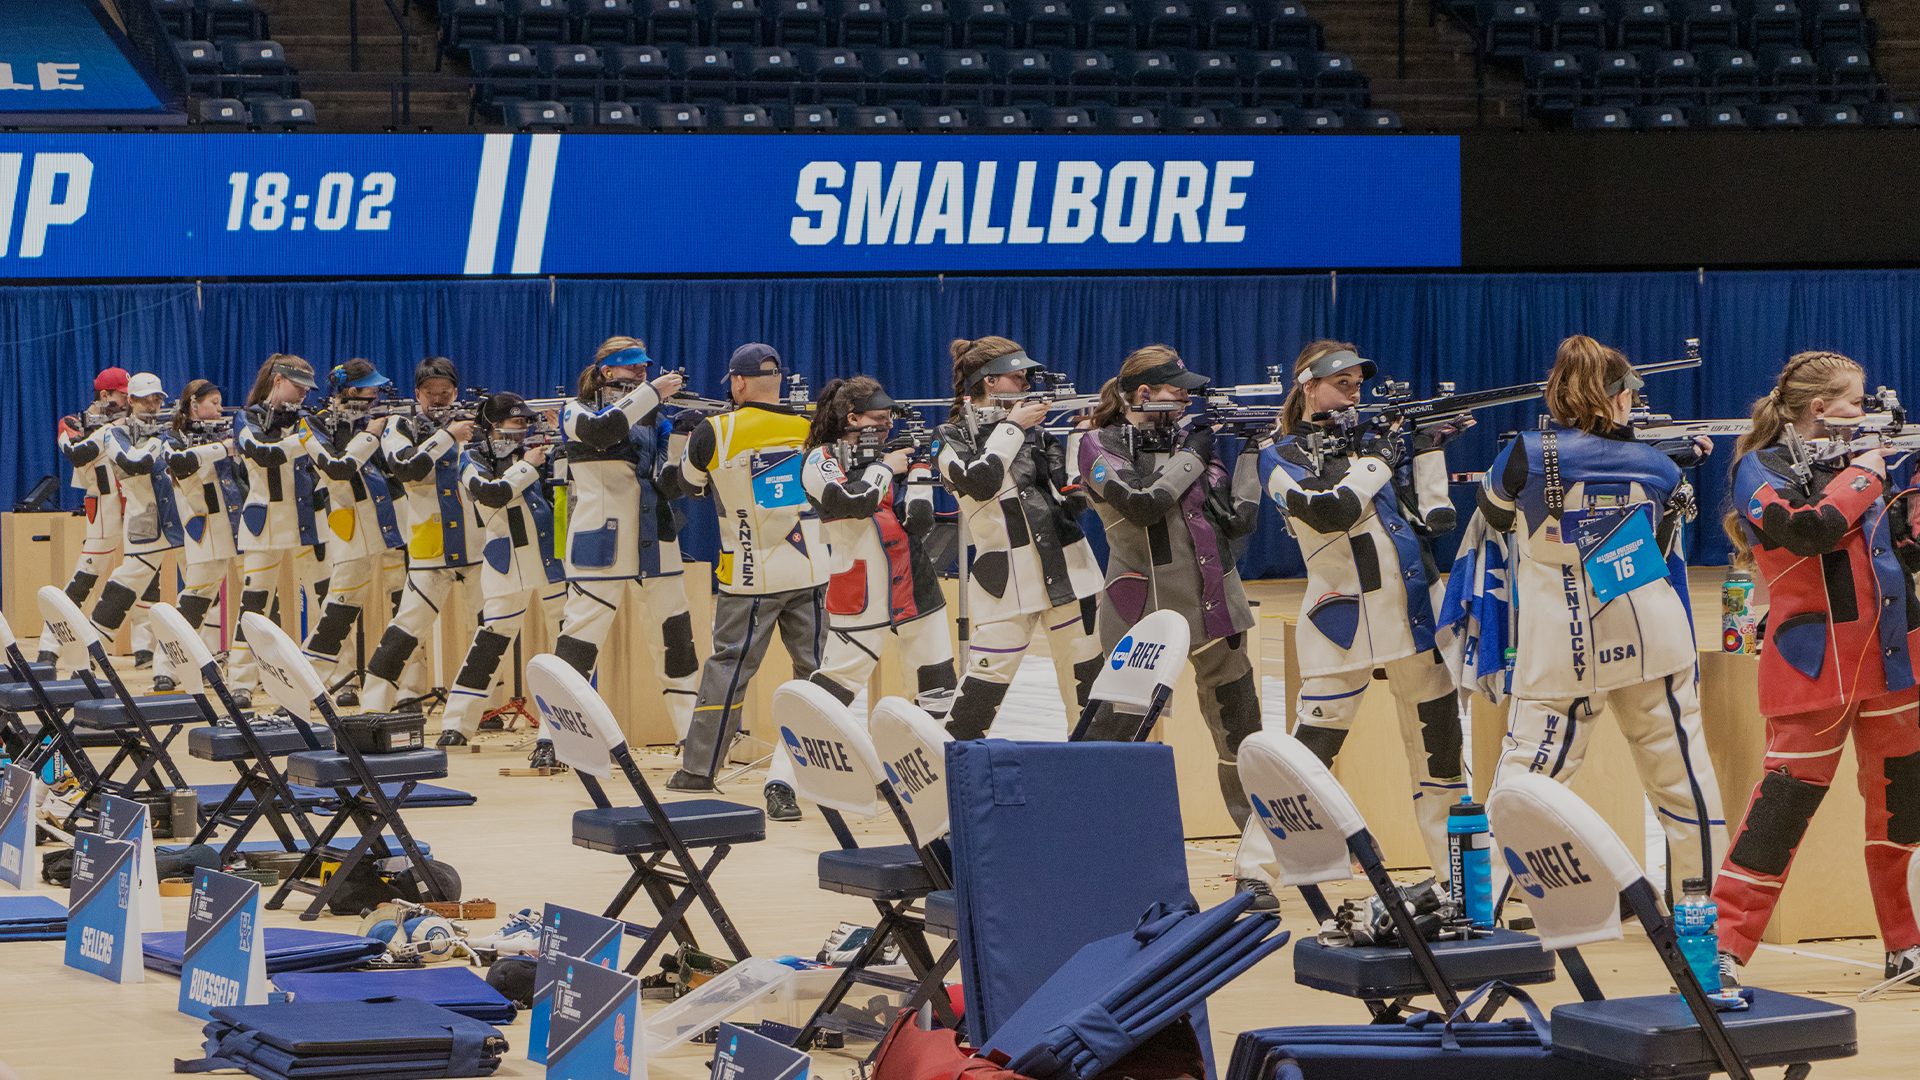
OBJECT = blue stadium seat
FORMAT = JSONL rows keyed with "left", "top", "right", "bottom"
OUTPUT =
{"left": 1078, "top": 0, "right": 1137, "bottom": 48}
{"left": 647, "top": 100, "right": 709, "bottom": 127}
{"left": 1116, "top": 48, "right": 1181, "bottom": 105}
{"left": 1262, "top": 0, "right": 1321, "bottom": 50}
{"left": 799, "top": 45, "right": 866, "bottom": 101}
{"left": 154, "top": 0, "right": 198, "bottom": 40}
{"left": 1221, "top": 104, "right": 1282, "bottom": 129}
{"left": 175, "top": 40, "right": 224, "bottom": 97}
{"left": 1749, "top": 102, "right": 1804, "bottom": 127}
{"left": 1643, "top": 49, "right": 1701, "bottom": 104}
{"left": 1141, "top": 1, "right": 1202, "bottom": 48}
{"left": 839, "top": 104, "right": 906, "bottom": 127}
{"left": 1807, "top": 0, "right": 1867, "bottom": 49}
{"left": 1696, "top": 45, "right": 1758, "bottom": 105}
{"left": 1033, "top": 103, "right": 1100, "bottom": 129}
{"left": 1237, "top": 49, "right": 1302, "bottom": 106}
{"left": 927, "top": 47, "right": 995, "bottom": 101}
{"left": 669, "top": 44, "right": 737, "bottom": 100}
{"left": 1584, "top": 48, "right": 1642, "bottom": 104}
{"left": 442, "top": 1, "right": 508, "bottom": 56}
{"left": 1686, "top": 101, "right": 1747, "bottom": 125}
{"left": 575, "top": 0, "right": 640, "bottom": 45}
{"left": 978, "top": 104, "right": 1033, "bottom": 127}
{"left": 1546, "top": 0, "right": 1606, "bottom": 49}
{"left": 222, "top": 39, "right": 297, "bottom": 100}
{"left": 1678, "top": 0, "right": 1737, "bottom": 49}
{"left": 785, "top": 101, "right": 842, "bottom": 127}
{"left": 1167, "top": 104, "right": 1222, "bottom": 129}
{"left": 1610, "top": 0, "right": 1672, "bottom": 49}
{"left": 1346, "top": 106, "right": 1402, "bottom": 130}
{"left": 1282, "top": 105, "right": 1343, "bottom": 131}
{"left": 513, "top": 0, "right": 575, "bottom": 42}
{"left": 1301, "top": 50, "right": 1367, "bottom": 107}
{"left": 1524, "top": 51, "right": 1581, "bottom": 119}
{"left": 594, "top": 100, "right": 648, "bottom": 123}
{"left": 896, "top": 0, "right": 953, "bottom": 45}
{"left": 1864, "top": 102, "right": 1917, "bottom": 127}
{"left": 251, "top": 97, "right": 318, "bottom": 131}
{"left": 1017, "top": 0, "right": 1081, "bottom": 46}
{"left": 1198, "top": 0, "right": 1259, "bottom": 48}
{"left": 953, "top": 0, "right": 1016, "bottom": 46}
{"left": 739, "top": 47, "right": 804, "bottom": 102}
{"left": 1757, "top": 44, "right": 1817, "bottom": 105}
{"left": 469, "top": 44, "right": 542, "bottom": 118}
{"left": 902, "top": 101, "right": 972, "bottom": 127}
{"left": 197, "top": 97, "right": 250, "bottom": 128}
{"left": 1177, "top": 49, "right": 1241, "bottom": 106}
{"left": 202, "top": 0, "right": 268, "bottom": 43}
{"left": 709, "top": 103, "right": 780, "bottom": 128}
{"left": 1630, "top": 102, "right": 1687, "bottom": 126}
{"left": 992, "top": 48, "right": 1056, "bottom": 104}
{"left": 865, "top": 47, "right": 931, "bottom": 102}
{"left": 606, "top": 44, "right": 671, "bottom": 98}
{"left": 1806, "top": 101, "right": 1861, "bottom": 126}
{"left": 540, "top": 43, "right": 605, "bottom": 109}
{"left": 1477, "top": 2, "right": 1542, "bottom": 58}
{"left": 1743, "top": 0, "right": 1802, "bottom": 48}
{"left": 1571, "top": 103, "right": 1629, "bottom": 125}
{"left": 637, "top": 0, "right": 700, "bottom": 42}
{"left": 1817, "top": 43, "right": 1875, "bottom": 103}
{"left": 834, "top": 0, "right": 893, "bottom": 45}
{"left": 507, "top": 99, "right": 574, "bottom": 129}
{"left": 769, "top": 0, "right": 830, "bottom": 44}
{"left": 1054, "top": 49, "right": 1121, "bottom": 102}
{"left": 1098, "top": 103, "right": 1162, "bottom": 130}
{"left": 702, "top": 0, "right": 763, "bottom": 43}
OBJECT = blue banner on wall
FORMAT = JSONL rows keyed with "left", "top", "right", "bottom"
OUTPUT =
{"left": 0, "top": 133, "right": 1462, "bottom": 278}
{"left": 0, "top": 1, "right": 173, "bottom": 121}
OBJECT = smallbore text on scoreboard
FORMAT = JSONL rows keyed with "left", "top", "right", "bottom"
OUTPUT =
{"left": 0, "top": 133, "right": 1462, "bottom": 277}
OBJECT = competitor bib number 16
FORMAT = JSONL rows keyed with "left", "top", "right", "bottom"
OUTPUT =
{"left": 1567, "top": 504, "right": 1665, "bottom": 603}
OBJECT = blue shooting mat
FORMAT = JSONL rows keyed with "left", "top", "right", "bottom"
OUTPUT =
{"left": 191, "top": 782, "right": 476, "bottom": 816}
{"left": 186, "top": 999, "right": 505, "bottom": 1078}
{"left": 0, "top": 894, "right": 68, "bottom": 939}
{"left": 274, "top": 968, "right": 517, "bottom": 1024}
{"left": 985, "top": 894, "right": 1289, "bottom": 1080}
{"left": 147, "top": 928, "right": 385, "bottom": 977}
{"left": 945, "top": 740, "right": 1196, "bottom": 1046}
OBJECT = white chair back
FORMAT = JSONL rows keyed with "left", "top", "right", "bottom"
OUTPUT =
{"left": 1486, "top": 772, "right": 1649, "bottom": 952}
{"left": 525, "top": 654, "right": 624, "bottom": 778}
{"left": 238, "top": 613, "right": 327, "bottom": 722}
{"left": 36, "top": 585, "right": 101, "bottom": 663}
{"left": 1237, "top": 730, "right": 1369, "bottom": 887}
{"left": 149, "top": 603, "right": 216, "bottom": 697}
{"left": 870, "top": 696, "right": 952, "bottom": 841}
{"left": 1087, "top": 610, "right": 1190, "bottom": 710}
{"left": 770, "top": 680, "right": 886, "bottom": 818}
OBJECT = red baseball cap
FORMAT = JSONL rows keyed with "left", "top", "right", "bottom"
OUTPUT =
{"left": 94, "top": 368, "right": 129, "bottom": 393}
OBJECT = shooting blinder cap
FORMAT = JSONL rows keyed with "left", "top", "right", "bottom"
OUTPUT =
{"left": 273, "top": 362, "right": 318, "bottom": 389}
{"left": 600, "top": 346, "right": 651, "bottom": 369}
{"left": 1122, "top": 356, "right": 1211, "bottom": 393}
{"left": 1296, "top": 349, "right": 1377, "bottom": 386}
{"left": 331, "top": 361, "right": 392, "bottom": 391}
{"left": 849, "top": 388, "right": 896, "bottom": 413}
{"left": 415, "top": 356, "right": 460, "bottom": 389}
{"left": 1606, "top": 369, "right": 1645, "bottom": 397}
{"left": 966, "top": 349, "right": 1043, "bottom": 389}
{"left": 479, "top": 391, "right": 534, "bottom": 431}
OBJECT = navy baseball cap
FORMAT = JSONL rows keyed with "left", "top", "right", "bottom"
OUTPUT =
{"left": 727, "top": 343, "right": 786, "bottom": 380}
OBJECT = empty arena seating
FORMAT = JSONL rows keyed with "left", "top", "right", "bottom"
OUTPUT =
{"left": 154, "top": 2, "right": 319, "bottom": 129}
{"left": 1445, "top": 0, "right": 1914, "bottom": 128}
{"left": 443, "top": 0, "right": 1390, "bottom": 130}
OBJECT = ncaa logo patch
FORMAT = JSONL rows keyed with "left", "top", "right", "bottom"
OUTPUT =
{"left": 781, "top": 726, "right": 808, "bottom": 767}
{"left": 1110, "top": 635, "right": 1134, "bottom": 670}
{"left": 1748, "top": 491, "right": 1763, "bottom": 520}
{"left": 1251, "top": 795, "right": 1284, "bottom": 840}
{"left": 884, "top": 761, "right": 912, "bottom": 803}
{"left": 1091, "top": 461, "right": 1107, "bottom": 484}
{"left": 1504, "top": 846, "right": 1544, "bottom": 899}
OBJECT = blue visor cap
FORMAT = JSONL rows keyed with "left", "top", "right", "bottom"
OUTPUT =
{"left": 332, "top": 366, "right": 392, "bottom": 391}
{"left": 600, "top": 347, "right": 652, "bottom": 369}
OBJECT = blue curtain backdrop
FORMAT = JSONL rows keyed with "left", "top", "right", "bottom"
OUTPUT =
{"left": 6, "top": 269, "right": 1919, "bottom": 582}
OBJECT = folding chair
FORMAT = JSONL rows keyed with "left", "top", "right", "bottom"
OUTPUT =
{"left": 1067, "top": 610, "right": 1190, "bottom": 743}
{"left": 37, "top": 587, "right": 204, "bottom": 827}
{"left": 871, "top": 696, "right": 960, "bottom": 1018}
{"left": 150, "top": 602, "right": 325, "bottom": 862}
{"left": 772, "top": 680, "right": 960, "bottom": 1047}
{"left": 1488, "top": 772, "right": 1857, "bottom": 1080}
{"left": 525, "top": 654, "right": 760, "bottom": 976}
{"left": 241, "top": 613, "right": 448, "bottom": 920}
{"left": 1239, "top": 730, "right": 1557, "bottom": 1021}
{"left": 0, "top": 609, "right": 106, "bottom": 796}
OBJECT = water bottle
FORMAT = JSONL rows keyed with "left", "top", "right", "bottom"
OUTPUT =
{"left": 1722, "top": 567, "right": 1757, "bottom": 654}
{"left": 1446, "top": 796, "right": 1493, "bottom": 928}
{"left": 1674, "top": 876, "right": 1722, "bottom": 994}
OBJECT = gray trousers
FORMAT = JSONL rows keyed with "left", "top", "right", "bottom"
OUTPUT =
{"left": 680, "top": 586, "right": 826, "bottom": 783}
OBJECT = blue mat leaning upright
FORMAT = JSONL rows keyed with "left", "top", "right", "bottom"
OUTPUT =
{"left": 945, "top": 740, "right": 1195, "bottom": 1046}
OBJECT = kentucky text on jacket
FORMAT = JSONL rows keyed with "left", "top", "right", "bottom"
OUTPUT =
{"left": 790, "top": 160, "right": 1255, "bottom": 246}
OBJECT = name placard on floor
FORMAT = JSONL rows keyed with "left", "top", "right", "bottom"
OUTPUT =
{"left": 547, "top": 956, "right": 642, "bottom": 1080}
{"left": 99, "top": 793, "right": 162, "bottom": 931}
{"left": 530, "top": 903, "right": 623, "bottom": 1066}
{"left": 0, "top": 763, "right": 33, "bottom": 889}
{"left": 178, "top": 868, "right": 268, "bottom": 1019}
{"left": 712, "top": 1023, "right": 810, "bottom": 1080}
{"left": 64, "top": 832, "right": 142, "bottom": 983}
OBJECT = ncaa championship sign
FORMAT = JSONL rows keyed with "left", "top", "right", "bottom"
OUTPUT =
{"left": 0, "top": 133, "right": 1461, "bottom": 278}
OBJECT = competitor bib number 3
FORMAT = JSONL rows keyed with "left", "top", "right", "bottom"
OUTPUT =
{"left": 752, "top": 454, "right": 806, "bottom": 507}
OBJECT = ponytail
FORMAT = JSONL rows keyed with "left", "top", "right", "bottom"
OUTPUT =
{"left": 247, "top": 353, "right": 310, "bottom": 407}
{"left": 173, "top": 378, "right": 219, "bottom": 436}
{"left": 805, "top": 375, "right": 886, "bottom": 451}
{"left": 1543, "top": 335, "right": 1633, "bottom": 435}
{"left": 579, "top": 336, "right": 648, "bottom": 401}
{"left": 1281, "top": 339, "right": 1361, "bottom": 435}
{"left": 1088, "top": 345, "right": 1184, "bottom": 429}
{"left": 949, "top": 335, "right": 1027, "bottom": 422}
{"left": 1722, "top": 350, "right": 1863, "bottom": 567}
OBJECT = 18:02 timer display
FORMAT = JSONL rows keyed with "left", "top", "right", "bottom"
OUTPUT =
{"left": 224, "top": 171, "right": 396, "bottom": 232}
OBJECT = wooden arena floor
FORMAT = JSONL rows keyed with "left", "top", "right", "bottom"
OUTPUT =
{"left": 2, "top": 567, "right": 1914, "bottom": 1079}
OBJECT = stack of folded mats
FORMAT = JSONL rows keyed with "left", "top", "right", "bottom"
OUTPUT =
{"left": 0, "top": 895, "right": 69, "bottom": 941}
{"left": 190, "top": 782, "right": 477, "bottom": 818}
{"left": 183, "top": 998, "right": 508, "bottom": 1080}
{"left": 145, "top": 928, "right": 386, "bottom": 976}
{"left": 984, "top": 892, "right": 1290, "bottom": 1080}
{"left": 273, "top": 968, "right": 518, "bottom": 1024}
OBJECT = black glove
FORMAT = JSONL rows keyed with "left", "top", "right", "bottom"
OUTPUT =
{"left": 670, "top": 409, "right": 704, "bottom": 435}
{"left": 1412, "top": 418, "right": 1472, "bottom": 453}
{"left": 1357, "top": 428, "right": 1402, "bottom": 466}
{"left": 1181, "top": 424, "right": 1216, "bottom": 463}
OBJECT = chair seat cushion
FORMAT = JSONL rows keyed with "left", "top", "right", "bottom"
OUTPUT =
{"left": 924, "top": 889, "right": 957, "bottom": 939}
{"left": 818, "top": 843, "right": 934, "bottom": 900}
{"left": 71, "top": 694, "right": 207, "bottom": 728}
{"left": 190, "top": 722, "right": 335, "bottom": 761}
{"left": 571, "top": 798, "right": 765, "bottom": 853}
{"left": 0, "top": 680, "right": 101, "bottom": 709}
{"left": 1550, "top": 986, "right": 1856, "bottom": 1077}
{"left": 0, "top": 663, "right": 55, "bottom": 684}
{"left": 284, "top": 748, "right": 447, "bottom": 787}
{"left": 1292, "top": 927, "right": 1556, "bottom": 999}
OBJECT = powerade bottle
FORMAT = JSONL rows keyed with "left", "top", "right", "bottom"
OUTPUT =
{"left": 1674, "top": 876, "right": 1722, "bottom": 993}
{"left": 1447, "top": 796, "right": 1493, "bottom": 928}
